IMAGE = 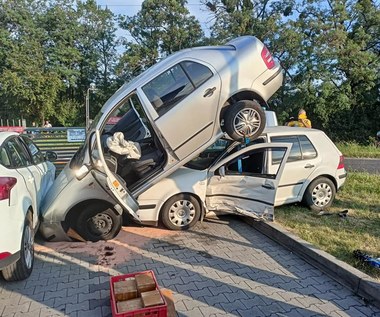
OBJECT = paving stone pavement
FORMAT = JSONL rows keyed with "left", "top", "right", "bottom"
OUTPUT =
{"left": 1, "top": 216, "right": 379, "bottom": 317}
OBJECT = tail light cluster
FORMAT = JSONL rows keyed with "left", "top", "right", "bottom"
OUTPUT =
{"left": 0, "top": 177, "right": 17, "bottom": 201}
{"left": 261, "top": 46, "right": 275, "bottom": 69}
{"left": 337, "top": 155, "right": 345, "bottom": 169}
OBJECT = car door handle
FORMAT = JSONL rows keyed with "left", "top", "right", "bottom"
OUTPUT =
{"left": 203, "top": 87, "right": 216, "bottom": 97}
{"left": 304, "top": 164, "right": 315, "bottom": 169}
{"left": 262, "top": 184, "right": 275, "bottom": 190}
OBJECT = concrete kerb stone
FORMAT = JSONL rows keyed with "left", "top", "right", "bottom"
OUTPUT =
{"left": 243, "top": 217, "right": 380, "bottom": 309}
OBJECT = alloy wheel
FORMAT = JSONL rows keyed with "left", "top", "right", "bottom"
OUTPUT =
{"left": 23, "top": 225, "right": 33, "bottom": 269}
{"left": 233, "top": 108, "right": 261, "bottom": 137}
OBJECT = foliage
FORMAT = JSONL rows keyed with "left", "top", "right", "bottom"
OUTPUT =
{"left": 205, "top": 0, "right": 380, "bottom": 142}
{"left": 117, "top": 0, "right": 204, "bottom": 80}
{"left": 276, "top": 172, "right": 380, "bottom": 280}
{"left": 0, "top": 0, "right": 119, "bottom": 126}
{"left": 336, "top": 141, "right": 380, "bottom": 158}
{"left": 0, "top": 0, "right": 378, "bottom": 140}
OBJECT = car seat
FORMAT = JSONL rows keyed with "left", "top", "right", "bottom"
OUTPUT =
{"left": 109, "top": 108, "right": 146, "bottom": 142}
{"left": 118, "top": 136, "right": 164, "bottom": 186}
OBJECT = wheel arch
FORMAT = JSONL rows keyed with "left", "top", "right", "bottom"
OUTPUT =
{"left": 301, "top": 174, "right": 338, "bottom": 201}
{"left": 220, "top": 89, "right": 266, "bottom": 122}
{"left": 159, "top": 191, "right": 204, "bottom": 221}
{"left": 63, "top": 199, "right": 116, "bottom": 231}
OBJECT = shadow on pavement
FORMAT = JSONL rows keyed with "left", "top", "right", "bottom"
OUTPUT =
{"left": 0, "top": 216, "right": 378, "bottom": 317}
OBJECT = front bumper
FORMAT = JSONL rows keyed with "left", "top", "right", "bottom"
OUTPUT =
{"left": 39, "top": 221, "right": 72, "bottom": 242}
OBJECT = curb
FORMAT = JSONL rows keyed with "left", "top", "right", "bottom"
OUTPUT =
{"left": 243, "top": 218, "right": 380, "bottom": 309}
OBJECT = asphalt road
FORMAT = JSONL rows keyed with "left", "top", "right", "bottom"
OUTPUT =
{"left": 345, "top": 158, "right": 380, "bottom": 174}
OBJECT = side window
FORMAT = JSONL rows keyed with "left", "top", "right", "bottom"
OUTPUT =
{"left": 182, "top": 61, "right": 212, "bottom": 88}
{"left": 0, "top": 147, "right": 11, "bottom": 168}
{"left": 20, "top": 136, "right": 45, "bottom": 165}
{"left": 142, "top": 64, "right": 194, "bottom": 116}
{"left": 225, "top": 147, "right": 286, "bottom": 178}
{"left": 4, "top": 138, "right": 31, "bottom": 168}
{"left": 299, "top": 135, "right": 317, "bottom": 159}
{"left": 271, "top": 136, "right": 301, "bottom": 163}
{"left": 142, "top": 61, "right": 213, "bottom": 116}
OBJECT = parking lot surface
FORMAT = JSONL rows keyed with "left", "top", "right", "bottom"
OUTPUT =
{"left": 1, "top": 216, "right": 379, "bottom": 317}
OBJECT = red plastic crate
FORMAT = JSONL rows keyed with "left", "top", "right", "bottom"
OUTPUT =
{"left": 110, "top": 270, "right": 167, "bottom": 317}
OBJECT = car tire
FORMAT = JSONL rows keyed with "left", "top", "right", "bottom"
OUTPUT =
{"left": 224, "top": 100, "right": 266, "bottom": 142}
{"left": 160, "top": 194, "right": 201, "bottom": 230}
{"left": 304, "top": 177, "right": 336, "bottom": 211}
{"left": 2, "top": 212, "right": 34, "bottom": 281}
{"left": 75, "top": 204, "right": 122, "bottom": 242}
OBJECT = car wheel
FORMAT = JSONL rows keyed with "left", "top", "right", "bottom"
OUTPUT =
{"left": 304, "top": 177, "right": 336, "bottom": 211}
{"left": 224, "top": 100, "right": 266, "bottom": 142}
{"left": 160, "top": 194, "right": 201, "bottom": 230}
{"left": 2, "top": 212, "right": 34, "bottom": 281}
{"left": 75, "top": 204, "right": 122, "bottom": 242}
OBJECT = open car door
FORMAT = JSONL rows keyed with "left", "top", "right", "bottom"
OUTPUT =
{"left": 205, "top": 143, "right": 291, "bottom": 220}
{"left": 90, "top": 130, "right": 140, "bottom": 221}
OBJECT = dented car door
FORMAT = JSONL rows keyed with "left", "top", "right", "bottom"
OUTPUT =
{"left": 205, "top": 143, "right": 290, "bottom": 220}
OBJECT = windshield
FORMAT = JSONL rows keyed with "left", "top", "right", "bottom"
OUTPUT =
{"left": 185, "top": 139, "right": 232, "bottom": 170}
{"left": 89, "top": 109, "right": 105, "bottom": 131}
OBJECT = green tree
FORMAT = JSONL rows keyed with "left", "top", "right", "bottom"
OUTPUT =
{"left": 0, "top": 1, "right": 61, "bottom": 124}
{"left": 205, "top": 0, "right": 380, "bottom": 142}
{"left": 118, "top": 0, "right": 204, "bottom": 80}
{"left": 0, "top": 0, "right": 119, "bottom": 127}
{"left": 75, "top": 0, "right": 119, "bottom": 124}
{"left": 279, "top": 0, "right": 380, "bottom": 141}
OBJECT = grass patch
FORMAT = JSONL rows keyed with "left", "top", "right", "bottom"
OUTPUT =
{"left": 336, "top": 141, "right": 380, "bottom": 158}
{"left": 275, "top": 172, "right": 380, "bottom": 280}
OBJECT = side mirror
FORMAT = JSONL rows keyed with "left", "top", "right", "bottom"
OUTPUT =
{"left": 45, "top": 151, "right": 57, "bottom": 162}
{"left": 218, "top": 166, "right": 226, "bottom": 177}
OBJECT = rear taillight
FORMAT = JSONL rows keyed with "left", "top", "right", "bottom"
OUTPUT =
{"left": 337, "top": 155, "right": 345, "bottom": 169}
{"left": 0, "top": 252, "right": 11, "bottom": 260}
{"left": 261, "top": 46, "right": 275, "bottom": 69}
{"left": 0, "top": 177, "right": 17, "bottom": 201}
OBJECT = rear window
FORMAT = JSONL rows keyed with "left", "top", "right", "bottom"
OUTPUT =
{"left": 20, "top": 135, "right": 45, "bottom": 165}
{"left": 0, "top": 147, "right": 11, "bottom": 167}
{"left": 271, "top": 135, "right": 317, "bottom": 164}
{"left": 182, "top": 61, "right": 212, "bottom": 88}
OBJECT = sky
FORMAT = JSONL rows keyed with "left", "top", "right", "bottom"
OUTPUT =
{"left": 95, "top": 0, "right": 213, "bottom": 38}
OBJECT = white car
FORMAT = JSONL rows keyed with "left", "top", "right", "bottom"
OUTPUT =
{"left": 0, "top": 132, "right": 56, "bottom": 281}
{"left": 136, "top": 127, "right": 347, "bottom": 230}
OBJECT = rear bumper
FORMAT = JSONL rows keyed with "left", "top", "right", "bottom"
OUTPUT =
{"left": 336, "top": 170, "right": 347, "bottom": 190}
{"left": 251, "top": 65, "right": 283, "bottom": 101}
{"left": 339, "top": 172, "right": 347, "bottom": 179}
{"left": 0, "top": 251, "right": 20, "bottom": 270}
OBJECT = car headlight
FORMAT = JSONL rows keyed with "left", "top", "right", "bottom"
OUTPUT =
{"left": 75, "top": 165, "right": 91, "bottom": 180}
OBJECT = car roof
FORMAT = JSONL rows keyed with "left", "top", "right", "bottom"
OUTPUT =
{"left": 0, "top": 131, "right": 18, "bottom": 143}
{"left": 263, "top": 126, "right": 323, "bottom": 136}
